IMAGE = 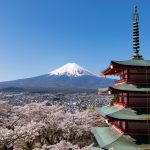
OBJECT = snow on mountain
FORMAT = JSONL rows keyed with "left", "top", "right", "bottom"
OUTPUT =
{"left": 49, "top": 63, "right": 96, "bottom": 77}
{"left": 0, "top": 63, "right": 115, "bottom": 90}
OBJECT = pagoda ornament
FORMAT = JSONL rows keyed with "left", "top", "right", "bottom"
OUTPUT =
{"left": 131, "top": 6, "right": 143, "bottom": 60}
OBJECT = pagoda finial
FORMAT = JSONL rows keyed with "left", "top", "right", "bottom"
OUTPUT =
{"left": 131, "top": 5, "right": 143, "bottom": 60}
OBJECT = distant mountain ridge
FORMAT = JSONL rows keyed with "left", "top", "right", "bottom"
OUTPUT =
{"left": 0, "top": 63, "right": 115, "bottom": 90}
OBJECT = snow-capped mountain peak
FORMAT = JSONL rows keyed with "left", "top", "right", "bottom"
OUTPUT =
{"left": 49, "top": 63, "right": 96, "bottom": 77}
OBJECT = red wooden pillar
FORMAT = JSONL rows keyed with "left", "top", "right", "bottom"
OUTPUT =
{"left": 125, "top": 121, "right": 128, "bottom": 132}
{"left": 127, "top": 68, "right": 129, "bottom": 83}
{"left": 126, "top": 92, "right": 129, "bottom": 107}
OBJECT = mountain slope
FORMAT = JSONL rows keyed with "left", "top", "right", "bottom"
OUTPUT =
{"left": 49, "top": 63, "right": 95, "bottom": 77}
{"left": 0, "top": 63, "right": 115, "bottom": 89}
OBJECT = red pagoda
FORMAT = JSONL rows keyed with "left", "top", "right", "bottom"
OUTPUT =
{"left": 92, "top": 6, "right": 150, "bottom": 150}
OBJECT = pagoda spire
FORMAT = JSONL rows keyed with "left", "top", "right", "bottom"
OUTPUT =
{"left": 131, "top": 5, "right": 143, "bottom": 60}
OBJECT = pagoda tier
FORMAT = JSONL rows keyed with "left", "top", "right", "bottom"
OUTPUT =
{"left": 97, "top": 85, "right": 150, "bottom": 108}
{"left": 100, "top": 60, "right": 150, "bottom": 84}
{"left": 96, "top": 106, "right": 150, "bottom": 121}
{"left": 96, "top": 106, "right": 150, "bottom": 135}
{"left": 98, "top": 84, "right": 150, "bottom": 93}
{"left": 92, "top": 127, "right": 150, "bottom": 150}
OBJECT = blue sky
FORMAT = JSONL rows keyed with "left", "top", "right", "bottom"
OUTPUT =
{"left": 0, "top": 0, "right": 150, "bottom": 81}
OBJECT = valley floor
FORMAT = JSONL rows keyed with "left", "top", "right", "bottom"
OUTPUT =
{"left": 0, "top": 91, "right": 112, "bottom": 112}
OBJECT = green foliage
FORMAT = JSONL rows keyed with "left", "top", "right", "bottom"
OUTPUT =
{"left": 110, "top": 94, "right": 119, "bottom": 106}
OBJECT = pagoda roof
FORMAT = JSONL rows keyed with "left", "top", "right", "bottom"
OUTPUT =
{"left": 97, "top": 84, "right": 150, "bottom": 93}
{"left": 96, "top": 105, "right": 150, "bottom": 120}
{"left": 110, "top": 83, "right": 150, "bottom": 93}
{"left": 112, "top": 60, "right": 150, "bottom": 67}
{"left": 100, "top": 60, "right": 150, "bottom": 76}
{"left": 92, "top": 126, "right": 123, "bottom": 148}
{"left": 97, "top": 88, "right": 109, "bottom": 94}
{"left": 92, "top": 127, "right": 150, "bottom": 150}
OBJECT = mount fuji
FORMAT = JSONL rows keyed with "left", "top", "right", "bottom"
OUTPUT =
{"left": 0, "top": 63, "right": 115, "bottom": 90}
{"left": 49, "top": 63, "right": 96, "bottom": 77}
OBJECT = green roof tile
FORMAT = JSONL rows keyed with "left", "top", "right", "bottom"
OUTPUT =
{"left": 105, "top": 134, "right": 150, "bottom": 150}
{"left": 97, "top": 88, "right": 108, "bottom": 92}
{"left": 112, "top": 60, "right": 150, "bottom": 67}
{"left": 92, "top": 127, "right": 123, "bottom": 148}
{"left": 96, "top": 106, "right": 150, "bottom": 120}
{"left": 110, "top": 83, "right": 150, "bottom": 92}
{"left": 92, "top": 127, "right": 150, "bottom": 150}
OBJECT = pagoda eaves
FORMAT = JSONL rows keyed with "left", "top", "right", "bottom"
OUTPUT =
{"left": 100, "top": 60, "right": 150, "bottom": 76}
{"left": 96, "top": 106, "right": 150, "bottom": 121}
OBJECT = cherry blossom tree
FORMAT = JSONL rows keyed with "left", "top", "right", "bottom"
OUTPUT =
{"left": 33, "top": 140, "right": 92, "bottom": 150}
{"left": 0, "top": 101, "right": 94, "bottom": 150}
